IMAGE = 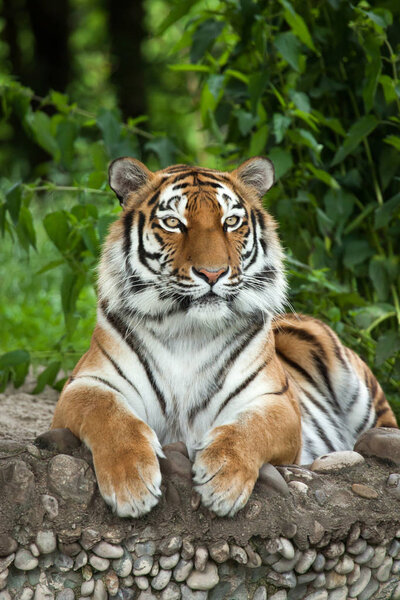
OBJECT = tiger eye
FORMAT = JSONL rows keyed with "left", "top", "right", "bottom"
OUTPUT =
{"left": 163, "top": 217, "right": 180, "bottom": 228}
{"left": 225, "top": 216, "right": 240, "bottom": 227}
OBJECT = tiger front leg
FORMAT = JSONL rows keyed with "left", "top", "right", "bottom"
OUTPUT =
{"left": 52, "top": 383, "right": 163, "bottom": 518}
{"left": 192, "top": 394, "right": 301, "bottom": 516}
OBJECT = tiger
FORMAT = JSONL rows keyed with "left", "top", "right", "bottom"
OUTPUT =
{"left": 52, "top": 156, "right": 397, "bottom": 519}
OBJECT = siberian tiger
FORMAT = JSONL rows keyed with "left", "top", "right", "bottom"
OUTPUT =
{"left": 52, "top": 157, "right": 397, "bottom": 518}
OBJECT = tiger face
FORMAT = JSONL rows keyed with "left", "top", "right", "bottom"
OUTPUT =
{"left": 102, "top": 157, "right": 287, "bottom": 326}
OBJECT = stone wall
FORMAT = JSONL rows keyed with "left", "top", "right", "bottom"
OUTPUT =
{"left": 1, "top": 428, "right": 400, "bottom": 600}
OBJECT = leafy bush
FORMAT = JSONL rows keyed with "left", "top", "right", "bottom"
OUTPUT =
{"left": 0, "top": 0, "right": 399, "bottom": 417}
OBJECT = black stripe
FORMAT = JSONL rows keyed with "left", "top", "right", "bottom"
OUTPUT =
{"left": 123, "top": 210, "right": 134, "bottom": 260}
{"left": 245, "top": 266, "right": 277, "bottom": 288}
{"left": 246, "top": 210, "right": 259, "bottom": 268}
{"left": 302, "top": 403, "right": 336, "bottom": 453}
{"left": 95, "top": 337, "right": 141, "bottom": 397}
{"left": 188, "top": 322, "right": 264, "bottom": 423}
{"left": 137, "top": 211, "right": 160, "bottom": 273}
{"left": 215, "top": 359, "right": 270, "bottom": 419}
{"left": 147, "top": 191, "right": 160, "bottom": 206}
{"left": 102, "top": 308, "right": 167, "bottom": 414}
{"left": 276, "top": 348, "right": 321, "bottom": 393}
{"left": 75, "top": 375, "right": 123, "bottom": 396}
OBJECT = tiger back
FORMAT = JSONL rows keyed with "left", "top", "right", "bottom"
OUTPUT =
{"left": 52, "top": 156, "right": 397, "bottom": 518}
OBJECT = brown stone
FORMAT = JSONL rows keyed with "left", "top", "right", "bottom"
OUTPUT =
{"left": 162, "top": 441, "right": 189, "bottom": 458}
{"left": 351, "top": 483, "right": 379, "bottom": 499}
{"left": 354, "top": 427, "right": 400, "bottom": 464}
{"left": 35, "top": 428, "right": 81, "bottom": 453}
{"left": 159, "top": 451, "right": 192, "bottom": 480}
{"left": 0, "top": 535, "right": 17, "bottom": 557}
{"left": 48, "top": 454, "right": 96, "bottom": 504}
{"left": 0, "top": 460, "right": 34, "bottom": 504}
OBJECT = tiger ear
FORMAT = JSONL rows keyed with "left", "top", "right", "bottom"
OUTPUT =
{"left": 233, "top": 157, "right": 275, "bottom": 198}
{"left": 108, "top": 157, "right": 154, "bottom": 206}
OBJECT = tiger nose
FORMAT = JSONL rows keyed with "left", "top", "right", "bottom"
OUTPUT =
{"left": 193, "top": 267, "right": 228, "bottom": 285}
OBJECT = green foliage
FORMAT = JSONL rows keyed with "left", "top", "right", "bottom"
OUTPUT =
{"left": 0, "top": 0, "right": 399, "bottom": 416}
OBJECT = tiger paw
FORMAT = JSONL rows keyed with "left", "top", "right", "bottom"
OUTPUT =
{"left": 192, "top": 431, "right": 259, "bottom": 517}
{"left": 92, "top": 434, "right": 163, "bottom": 518}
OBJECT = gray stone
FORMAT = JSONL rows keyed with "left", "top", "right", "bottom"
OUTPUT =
{"left": 309, "top": 521, "right": 325, "bottom": 545}
{"left": 174, "top": 559, "right": 193, "bottom": 582}
{"left": 347, "top": 563, "right": 360, "bottom": 585}
{"left": 136, "top": 542, "right": 157, "bottom": 557}
{"left": 0, "top": 570, "right": 8, "bottom": 591}
{"left": 354, "top": 546, "right": 374, "bottom": 565}
{"left": 56, "top": 590, "right": 75, "bottom": 600}
{"left": 324, "top": 542, "right": 345, "bottom": 559}
{"left": 135, "top": 577, "right": 150, "bottom": 590}
{"left": 314, "top": 489, "right": 327, "bottom": 506}
{"left": 105, "top": 570, "right": 119, "bottom": 596}
{"left": 311, "top": 451, "right": 364, "bottom": 472}
{"left": 245, "top": 544, "right": 262, "bottom": 568}
{"left": 0, "top": 592, "right": 11, "bottom": 600}
{"left": 327, "top": 589, "right": 347, "bottom": 600}
{"left": 14, "top": 549, "right": 38, "bottom": 571}
{"left": 194, "top": 546, "right": 208, "bottom": 571}
{"left": 33, "top": 585, "right": 54, "bottom": 600}
{"left": 93, "top": 579, "right": 107, "bottom": 600}
{"left": 161, "top": 582, "right": 181, "bottom": 600}
{"left": 303, "top": 592, "right": 328, "bottom": 600}
{"left": 366, "top": 545, "right": 386, "bottom": 568}
{"left": 347, "top": 523, "right": 361, "bottom": 546}
{"left": 55, "top": 553, "right": 74, "bottom": 572}
{"left": 29, "top": 543, "right": 39, "bottom": 557}
{"left": 73, "top": 550, "right": 87, "bottom": 571}
{"left": 376, "top": 556, "right": 393, "bottom": 582}
{"left": 181, "top": 539, "right": 195, "bottom": 561}
{"left": 389, "top": 539, "right": 400, "bottom": 557}
{"left": 334, "top": 556, "right": 354, "bottom": 575}
{"left": 186, "top": 561, "right": 219, "bottom": 590}
{"left": 297, "top": 572, "right": 317, "bottom": 584}
{"left": 347, "top": 539, "right": 367, "bottom": 555}
{"left": 35, "top": 531, "right": 56, "bottom": 555}
{"left": 0, "top": 554, "right": 15, "bottom": 572}
{"left": 358, "top": 579, "right": 379, "bottom": 600}
{"left": 253, "top": 586, "right": 267, "bottom": 600}
{"left": 41, "top": 495, "right": 59, "bottom": 520}
{"left": 269, "top": 593, "right": 287, "bottom": 600}
{"left": 92, "top": 541, "right": 124, "bottom": 559}
{"left": 160, "top": 553, "right": 180, "bottom": 570}
{"left": 152, "top": 569, "right": 172, "bottom": 591}
{"left": 150, "top": 561, "right": 159, "bottom": 577}
{"left": 137, "top": 592, "right": 158, "bottom": 600}
{"left": 313, "top": 553, "right": 326, "bottom": 572}
{"left": 295, "top": 549, "right": 316, "bottom": 573}
{"left": 313, "top": 573, "right": 326, "bottom": 588}
{"left": 348, "top": 566, "right": 371, "bottom": 596}
{"left": 208, "top": 541, "right": 229, "bottom": 565}
{"left": 230, "top": 545, "right": 247, "bottom": 565}
{"left": 19, "top": 590, "right": 35, "bottom": 600}
{"left": 392, "top": 582, "right": 400, "bottom": 600}
{"left": 272, "top": 550, "right": 300, "bottom": 573}
{"left": 2, "top": 460, "right": 34, "bottom": 504}
{"left": 325, "top": 571, "right": 346, "bottom": 589}
{"left": 181, "top": 586, "right": 208, "bottom": 600}
{"left": 113, "top": 554, "right": 133, "bottom": 577}
{"left": 354, "top": 426, "right": 400, "bottom": 464}
{"left": 133, "top": 555, "right": 153, "bottom": 576}
{"left": 0, "top": 535, "right": 17, "bottom": 557}
{"left": 80, "top": 528, "right": 101, "bottom": 550}
{"left": 279, "top": 538, "right": 295, "bottom": 560}
{"left": 266, "top": 570, "right": 297, "bottom": 588}
{"left": 392, "top": 559, "right": 400, "bottom": 574}
{"left": 325, "top": 558, "right": 339, "bottom": 570}
{"left": 159, "top": 537, "right": 182, "bottom": 557}
{"left": 81, "top": 579, "right": 95, "bottom": 595}
{"left": 48, "top": 455, "right": 96, "bottom": 504}
{"left": 257, "top": 463, "right": 290, "bottom": 496}
{"left": 288, "top": 481, "right": 308, "bottom": 495}
{"left": 122, "top": 576, "right": 134, "bottom": 587}
{"left": 88, "top": 555, "right": 110, "bottom": 571}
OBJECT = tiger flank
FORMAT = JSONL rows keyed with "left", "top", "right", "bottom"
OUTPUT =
{"left": 52, "top": 157, "right": 397, "bottom": 518}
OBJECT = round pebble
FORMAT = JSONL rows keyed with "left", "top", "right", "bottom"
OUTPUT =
{"left": 348, "top": 566, "right": 371, "bottom": 596}
{"left": 295, "top": 549, "right": 317, "bottom": 573}
{"left": 151, "top": 569, "right": 172, "bottom": 591}
{"left": 89, "top": 555, "right": 110, "bottom": 571}
{"left": 174, "top": 559, "right": 193, "bottom": 582}
{"left": 112, "top": 554, "right": 132, "bottom": 577}
{"left": 105, "top": 571, "right": 119, "bottom": 596}
{"left": 92, "top": 542, "right": 124, "bottom": 559}
{"left": 253, "top": 586, "right": 267, "bottom": 600}
{"left": 14, "top": 549, "right": 38, "bottom": 571}
{"left": 279, "top": 538, "right": 295, "bottom": 560}
{"left": 159, "top": 537, "right": 182, "bottom": 556}
{"left": 376, "top": 556, "right": 393, "bottom": 582}
{"left": 93, "top": 579, "right": 107, "bottom": 600}
{"left": 194, "top": 546, "right": 208, "bottom": 572}
{"left": 311, "top": 451, "right": 364, "bottom": 472}
{"left": 186, "top": 561, "right": 219, "bottom": 590}
{"left": 135, "top": 577, "right": 150, "bottom": 590}
{"left": 351, "top": 484, "right": 378, "bottom": 499}
{"left": 0, "top": 535, "right": 17, "bottom": 558}
{"left": 133, "top": 555, "right": 153, "bottom": 576}
{"left": 335, "top": 555, "right": 354, "bottom": 574}
{"left": 159, "top": 552, "right": 180, "bottom": 570}
{"left": 161, "top": 583, "right": 181, "bottom": 600}
{"left": 81, "top": 580, "right": 95, "bottom": 596}
{"left": 230, "top": 545, "right": 247, "bottom": 565}
{"left": 35, "top": 531, "right": 56, "bottom": 555}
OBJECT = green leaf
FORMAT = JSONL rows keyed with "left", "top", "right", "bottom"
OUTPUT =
{"left": 268, "top": 147, "right": 293, "bottom": 179}
{"left": 169, "top": 64, "right": 212, "bottom": 73}
{"left": 236, "top": 110, "right": 257, "bottom": 136}
{"left": 56, "top": 119, "right": 78, "bottom": 168}
{"left": 369, "top": 256, "right": 390, "bottom": 301}
{"left": 0, "top": 350, "right": 30, "bottom": 369}
{"left": 249, "top": 124, "right": 268, "bottom": 155}
{"left": 5, "top": 182, "right": 22, "bottom": 225}
{"left": 274, "top": 32, "right": 303, "bottom": 72}
{"left": 97, "top": 109, "right": 122, "bottom": 157}
{"left": 362, "top": 36, "right": 382, "bottom": 113}
{"left": 35, "top": 259, "right": 64, "bottom": 275}
{"left": 374, "top": 193, "right": 400, "bottom": 228}
{"left": 384, "top": 135, "right": 400, "bottom": 151}
{"left": 273, "top": 113, "right": 291, "bottom": 143}
{"left": 33, "top": 361, "right": 61, "bottom": 394}
{"left": 376, "top": 331, "right": 400, "bottom": 366}
{"left": 279, "top": 0, "right": 317, "bottom": 52}
{"left": 43, "top": 211, "right": 71, "bottom": 252}
{"left": 331, "top": 115, "right": 379, "bottom": 166}
{"left": 343, "top": 240, "right": 374, "bottom": 268}
{"left": 190, "top": 19, "right": 225, "bottom": 63}
{"left": 25, "top": 111, "right": 59, "bottom": 157}
{"left": 308, "top": 165, "right": 340, "bottom": 190}
{"left": 18, "top": 206, "right": 36, "bottom": 250}
{"left": 61, "top": 268, "right": 86, "bottom": 334}
{"left": 145, "top": 137, "right": 178, "bottom": 168}
{"left": 157, "top": 0, "right": 198, "bottom": 34}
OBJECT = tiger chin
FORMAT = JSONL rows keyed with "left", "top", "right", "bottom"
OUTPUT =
{"left": 52, "top": 156, "right": 397, "bottom": 518}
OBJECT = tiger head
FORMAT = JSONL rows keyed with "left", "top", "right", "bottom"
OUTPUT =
{"left": 100, "top": 157, "right": 287, "bottom": 326}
